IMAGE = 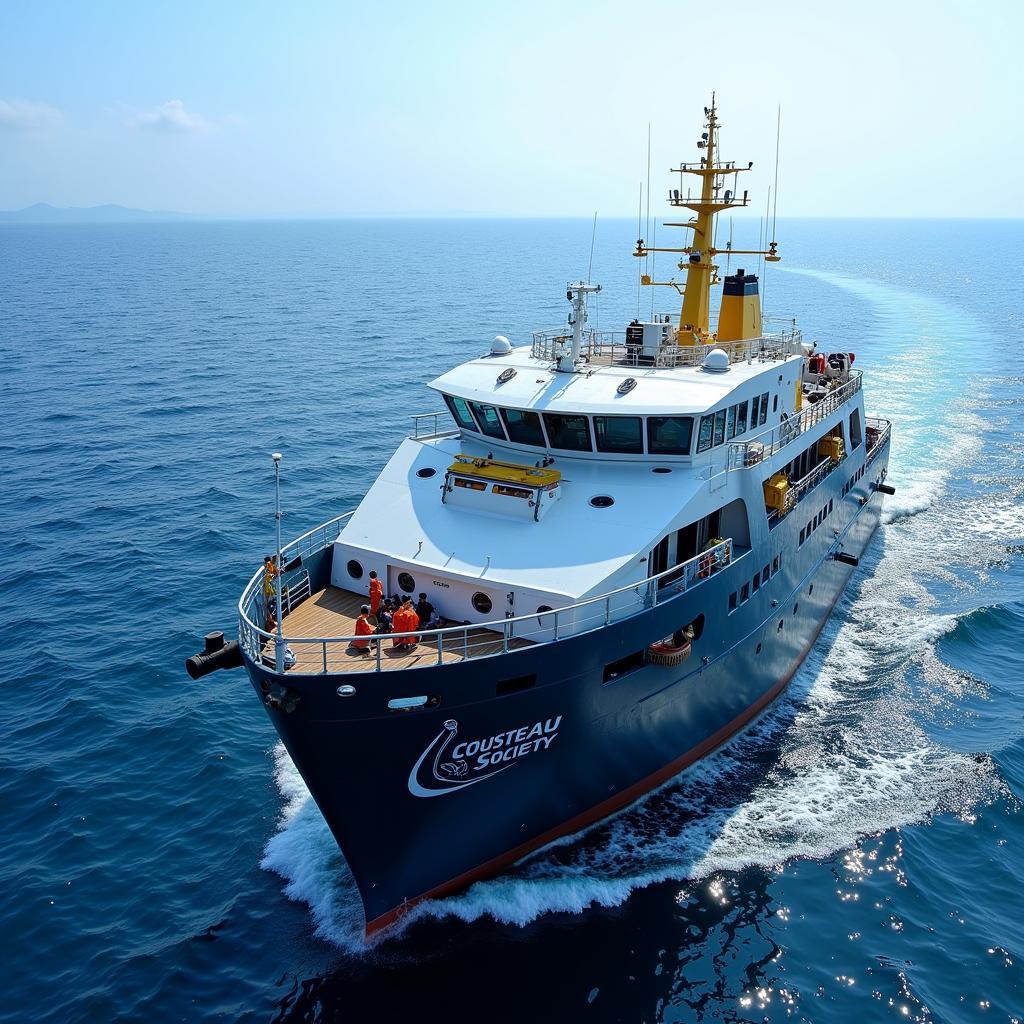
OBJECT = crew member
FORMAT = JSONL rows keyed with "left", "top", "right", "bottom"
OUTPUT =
{"left": 368, "top": 570, "right": 383, "bottom": 615}
{"left": 376, "top": 600, "right": 394, "bottom": 637}
{"left": 262, "top": 555, "right": 280, "bottom": 602}
{"left": 415, "top": 592, "right": 435, "bottom": 628}
{"left": 392, "top": 597, "right": 419, "bottom": 649}
{"left": 351, "top": 605, "right": 374, "bottom": 654}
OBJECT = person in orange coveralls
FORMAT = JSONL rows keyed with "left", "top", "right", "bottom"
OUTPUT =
{"left": 351, "top": 605, "right": 374, "bottom": 654}
{"left": 368, "top": 571, "right": 383, "bottom": 615}
{"left": 392, "top": 598, "right": 419, "bottom": 649}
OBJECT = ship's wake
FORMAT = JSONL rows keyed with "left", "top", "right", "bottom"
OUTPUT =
{"left": 261, "top": 272, "right": 1010, "bottom": 951}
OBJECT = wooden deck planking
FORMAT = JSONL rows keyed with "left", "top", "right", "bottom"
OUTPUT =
{"left": 264, "top": 586, "right": 532, "bottom": 673}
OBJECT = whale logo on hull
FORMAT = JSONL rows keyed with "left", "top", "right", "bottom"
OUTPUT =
{"left": 407, "top": 716, "right": 563, "bottom": 798}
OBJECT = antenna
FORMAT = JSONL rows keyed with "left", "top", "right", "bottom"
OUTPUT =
{"left": 645, "top": 124, "right": 652, "bottom": 283}
{"left": 587, "top": 211, "right": 598, "bottom": 283}
{"left": 636, "top": 181, "right": 643, "bottom": 316}
{"left": 771, "top": 105, "right": 781, "bottom": 245}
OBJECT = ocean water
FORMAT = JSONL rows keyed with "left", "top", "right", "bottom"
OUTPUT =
{"left": 1, "top": 217, "right": 1022, "bottom": 1023}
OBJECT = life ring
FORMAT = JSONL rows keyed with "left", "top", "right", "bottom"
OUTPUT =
{"left": 648, "top": 636, "right": 692, "bottom": 667}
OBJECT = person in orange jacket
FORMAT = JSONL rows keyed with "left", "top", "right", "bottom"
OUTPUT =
{"left": 351, "top": 605, "right": 374, "bottom": 654}
{"left": 368, "top": 571, "right": 383, "bottom": 615}
{"left": 392, "top": 598, "right": 419, "bottom": 649}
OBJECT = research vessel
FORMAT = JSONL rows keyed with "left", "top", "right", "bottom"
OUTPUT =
{"left": 189, "top": 100, "right": 893, "bottom": 937}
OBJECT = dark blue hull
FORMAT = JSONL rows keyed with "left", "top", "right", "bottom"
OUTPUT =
{"left": 246, "top": 440, "right": 890, "bottom": 935}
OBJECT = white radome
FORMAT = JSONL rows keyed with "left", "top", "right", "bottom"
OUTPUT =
{"left": 702, "top": 348, "right": 730, "bottom": 373}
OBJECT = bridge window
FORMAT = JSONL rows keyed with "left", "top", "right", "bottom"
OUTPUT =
{"left": 444, "top": 394, "right": 478, "bottom": 431}
{"left": 758, "top": 393, "right": 770, "bottom": 426}
{"left": 648, "top": 415, "right": 694, "bottom": 455}
{"left": 468, "top": 401, "right": 506, "bottom": 440}
{"left": 543, "top": 413, "right": 592, "bottom": 451}
{"left": 696, "top": 414, "right": 714, "bottom": 453}
{"left": 726, "top": 405, "right": 737, "bottom": 440}
{"left": 736, "top": 400, "right": 748, "bottom": 435}
{"left": 500, "top": 407, "right": 545, "bottom": 446}
{"left": 713, "top": 408, "right": 727, "bottom": 446}
{"left": 595, "top": 415, "right": 644, "bottom": 454}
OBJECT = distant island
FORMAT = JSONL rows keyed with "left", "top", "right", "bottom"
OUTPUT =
{"left": 0, "top": 203, "right": 196, "bottom": 224}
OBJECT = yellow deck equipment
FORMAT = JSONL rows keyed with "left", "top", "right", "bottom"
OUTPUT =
{"left": 447, "top": 455, "right": 561, "bottom": 489}
{"left": 817, "top": 435, "right": 845, "bottom": 463}
{"left": 763, "top": 472, "right": 790, "bottom": 512}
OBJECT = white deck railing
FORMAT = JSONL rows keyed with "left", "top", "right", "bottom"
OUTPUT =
{"left": 530, "top": 325, "right": 803, "bottom": 369}
{"left": 729, "top": 371, "right": 863, "bottom": 469}
{"left": 237, "top": 528, "right": 732, "bottom": 675}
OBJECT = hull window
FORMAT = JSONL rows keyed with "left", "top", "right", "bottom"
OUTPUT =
{"left": 397, "top": 572, "right": 416, "bottom": 593}
{"left": 496, "top": 674, "right": 536, "bottom": 697}
{"left": 603, "top": 650, "right": 646, "bottom": 683}
{"left": 346, "top": 559, "right": 364, "bottom": 580}
{"left": 471, "top": 592, "right": 493, "bottom": 614}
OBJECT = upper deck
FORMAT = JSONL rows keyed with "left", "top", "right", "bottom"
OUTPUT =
{"left": 430, "top": 329, "right": 804, "bottom": 423}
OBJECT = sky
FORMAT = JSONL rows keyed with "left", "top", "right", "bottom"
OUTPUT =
{"left": 1, "top": 0, "right": 1022, "bottom": 218}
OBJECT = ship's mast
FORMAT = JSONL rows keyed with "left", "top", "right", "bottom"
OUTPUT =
{"left": 634, "top": 96, "right": 780, "bottom": 345}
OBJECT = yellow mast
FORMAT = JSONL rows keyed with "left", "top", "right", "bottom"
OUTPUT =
{"left": 634, "top": 97, "right": 780, "bottom": 346}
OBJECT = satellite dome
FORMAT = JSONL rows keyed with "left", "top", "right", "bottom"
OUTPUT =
{"left": 490, "top": 335, "right": 512, "bottom": 355}
{"left": 702, "top": 347, "right": 730, "bottom": 373}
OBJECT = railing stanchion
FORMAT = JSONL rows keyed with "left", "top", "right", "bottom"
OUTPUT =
{"left": 437, "top": 630, "right": 443, "bottom": 666}
{"left": 604, "top": 596, "right": 611, "bottom": 625}
{"left": 376, "top": 637, "right": 382, "bottom": 672}
{"left": 322, "top": 641, "right": 328, "bottom": 673}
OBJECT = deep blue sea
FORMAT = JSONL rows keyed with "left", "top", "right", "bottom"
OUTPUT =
{"left": 2, "top": 218, "right": 1022, "bottom": 1023}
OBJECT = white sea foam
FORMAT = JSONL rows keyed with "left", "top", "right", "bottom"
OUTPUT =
{"left": 260, "top": 271, "right": 1005, "bottom": 948}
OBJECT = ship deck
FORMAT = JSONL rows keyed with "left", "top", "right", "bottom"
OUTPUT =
{"left": 268, "top": 586, "right": 533, "bottom": 673}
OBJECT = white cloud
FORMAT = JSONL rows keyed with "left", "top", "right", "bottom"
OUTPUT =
{"left": 129, "top": 99, "right": 206, "bottom": 133}
{"left": 0, "top": 98, "right": 63, "bottom": 131}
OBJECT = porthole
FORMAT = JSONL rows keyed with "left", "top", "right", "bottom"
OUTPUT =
{"left": 398, "top": 572, "right": 415, "bottom": 593}
{"left": 472, "top": 592, "right": 493, "bottom": 614}
{"left": 346, "top": 559, "right": 364, "bottom": 580}
{"left": 416, "top": 467, "right": 436, "bottom": 478}
{"left": 590, "top": 495, "right": 615, "bottom": 508}
{"left": 537, "top": 604, "right": 553, "bottom": 614}
{"left": 652, "top": 467, "right": 672, "bottom": 474}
